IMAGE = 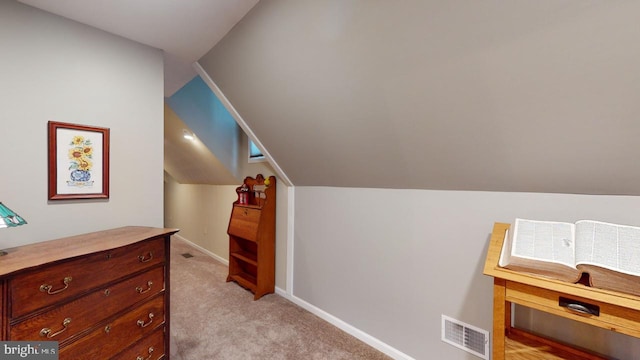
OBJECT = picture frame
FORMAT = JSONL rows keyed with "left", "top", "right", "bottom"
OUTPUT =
{"left": 48, "top": 121, "right": 110, "bottom": 200}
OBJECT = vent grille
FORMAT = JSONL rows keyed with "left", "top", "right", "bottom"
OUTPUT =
{"left": 441, "top": 315, "right": 490, "bottom": 359}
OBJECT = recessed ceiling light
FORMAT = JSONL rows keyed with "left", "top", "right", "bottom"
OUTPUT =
{"left": 183, "top": 129, "right": 194, "bottom": 140}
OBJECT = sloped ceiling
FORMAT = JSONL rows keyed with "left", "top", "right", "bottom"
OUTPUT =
{"left": 164, "top": 104, "right": 238, "bottom": 185}
{"left": 198, "top": 1, "right": 640, "bottom": 195}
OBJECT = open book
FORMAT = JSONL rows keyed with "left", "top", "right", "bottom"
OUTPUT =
{"left": 499, "top": 218, "right": 640, "bottom": 296}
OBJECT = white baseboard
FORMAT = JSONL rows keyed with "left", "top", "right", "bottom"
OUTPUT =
{"left": 176, "top": 235, "right": 411, "bottom": 360}
{"left": 275, "top": 286, "right": 287, "bottom": 297}
{"left": 278, "top": 292, "right": 415, "bottom": 360}
{"left": 173, "top": 234, "right": 229, "bottom": 266}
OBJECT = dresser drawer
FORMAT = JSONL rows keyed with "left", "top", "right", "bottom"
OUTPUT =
{"left": 112, "top": 327, "right": 165, "bottom": 360}
{"left": 10, "top": 237, "right": 165, "bottom": 318}
{"left": 59, "top": 295, "right": 165, "bottom": 360}
{"left": 10, "top": 266, "right": 165, "bottom": 342}
{"left": 228, "top": 206, "right": 261, "bottom": 240}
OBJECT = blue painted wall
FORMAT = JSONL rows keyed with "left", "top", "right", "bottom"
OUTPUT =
{"left": 167, "top": 76, "right": 241, "bottom": 178}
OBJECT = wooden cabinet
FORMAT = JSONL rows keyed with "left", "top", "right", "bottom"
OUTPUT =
{"left": 227, "top": 174, "right": 276, "bottom": 300}
{"left": 484, "top": 223, "right": 640, "bottom": 360}
{"left": 0, "top": 226, "right": 178, "bottom": 360}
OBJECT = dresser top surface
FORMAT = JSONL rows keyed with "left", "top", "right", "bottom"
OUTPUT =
{"left": 0, "top": 226, "right": 179, "bottom": 277}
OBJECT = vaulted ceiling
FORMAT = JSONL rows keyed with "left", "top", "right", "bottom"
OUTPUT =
{"left": 198, "top": 1, "right": 640, "bottom": 194}
{"left": 17, "top": 1, "right": 640, "bottom": 195}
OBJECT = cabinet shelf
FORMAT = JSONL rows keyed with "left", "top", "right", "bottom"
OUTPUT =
{"left": 228, "top": 273, "right": 257, "bottom": 291}
{"left": 230, "top": 251, "right": 258, "bottom": 266}
{"left": 226, "top": 174, "right": 276, "bottom": 300}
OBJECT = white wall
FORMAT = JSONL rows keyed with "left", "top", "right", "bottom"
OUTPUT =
{"left": 293, "top": 187, "right": 640, "bottom": 359}
{"left": 0, "top": 1, "right": 164, "bottom": 247}
{"left": 164, "top": 176, "right": 237, "bottom": 262}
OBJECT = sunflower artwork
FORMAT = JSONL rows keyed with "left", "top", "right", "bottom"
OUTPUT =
{"left": 48, "top": 121, "right": 109, "bottom": 200}
{"left": 67, "top": 135, "right": 95, "bottom": 186}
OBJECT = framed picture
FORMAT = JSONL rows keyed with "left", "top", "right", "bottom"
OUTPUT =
{"left": 48, "top": 121, "right": 110, "bottom": 200}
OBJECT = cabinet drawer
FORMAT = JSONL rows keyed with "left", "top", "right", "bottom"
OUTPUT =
{"left": 59, "top": 295, "right": 165, "bottom": 360}
{"left": 10, "top": 237, "right": 165, "bottom": 318}
{"left": 10, "top": 267, "right": 165, "bottom": 342}
{"left": 228, "top": 206, "right": 261, "bottom": 240}
{"left": 112, "top": 327, "right": 165, "bottom": 360}
{"left": 506, "top": 281, "right": 640, "bottom": 335}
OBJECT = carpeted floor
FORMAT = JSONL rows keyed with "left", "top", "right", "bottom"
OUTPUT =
{"left": 170, "top": 238, "right": 391, "bottom": 360}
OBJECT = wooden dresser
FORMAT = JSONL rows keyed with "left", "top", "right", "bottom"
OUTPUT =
{"left": 0, "top": 226, "right": 178, "bottom": 360}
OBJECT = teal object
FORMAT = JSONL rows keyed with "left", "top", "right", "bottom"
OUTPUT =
{"left": 0, "top": 202, "right": 27, "bottom": 228}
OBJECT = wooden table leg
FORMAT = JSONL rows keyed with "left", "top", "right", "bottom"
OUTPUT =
{"left": 493, "top": 278, "right": 507, "bottom": 360}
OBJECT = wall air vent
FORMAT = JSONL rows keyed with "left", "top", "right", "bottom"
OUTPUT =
{"left": 441, "top": 315, "right": 490, "bottom": 359}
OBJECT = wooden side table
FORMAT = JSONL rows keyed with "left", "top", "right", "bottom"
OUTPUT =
{"left": 484, "top": 223, "right": 640, "bottom": 360}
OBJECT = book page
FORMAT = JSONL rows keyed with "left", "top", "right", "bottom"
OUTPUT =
{"left": 511, "top": 218, "right": 576, "bottom": 268}
{"left": 575, "top": 220, "right": 640, "bottom": 276}
{"left": 498, "top": 229, "right": 511, "bottom": 267}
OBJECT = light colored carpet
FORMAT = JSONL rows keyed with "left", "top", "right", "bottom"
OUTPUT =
{"left": 170, "top": 238, "right": 391, "bottom": 360}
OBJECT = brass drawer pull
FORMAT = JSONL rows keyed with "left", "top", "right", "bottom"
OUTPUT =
{"left": 138, "top": 251, "right": 153, "bottom": 263}
{"left": 40, "top": 318, "right": 71, "bottom": 338}
{"left": 136, "top": 346, "right": 154, "bottom": 360}
{"left": 104, "top": 325, "right": 112, "bottom": 334}
{"left": 40, "top": 276, "right": 73, "bottom": 295}
{"left": 136, "top": 281, "right": 153, "bottom": 294}
{"left": 137, "top": 312, "right": 154, "bottom": 328}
